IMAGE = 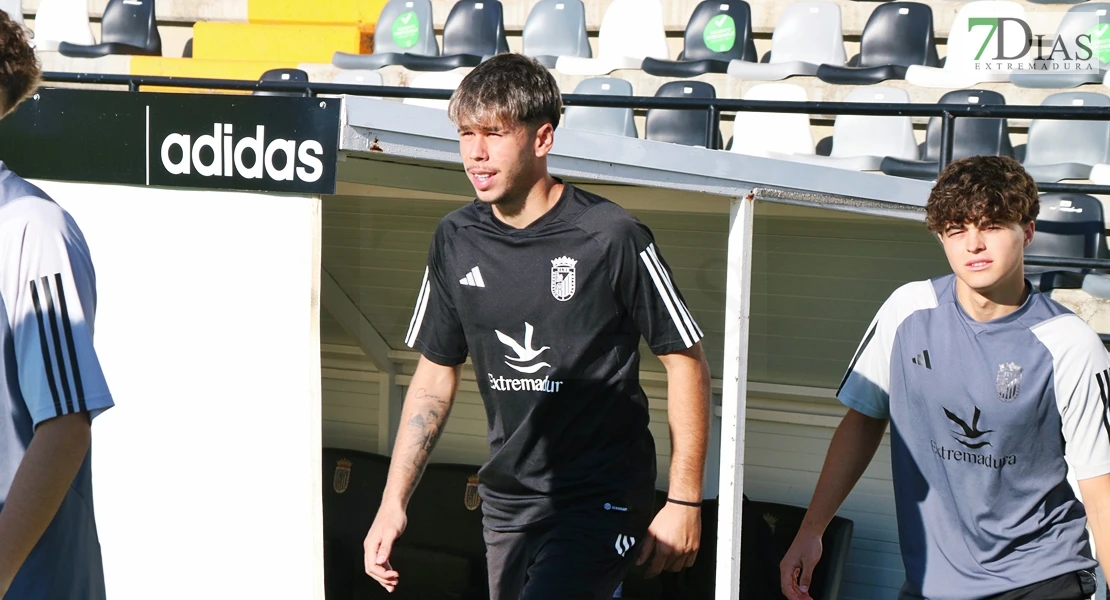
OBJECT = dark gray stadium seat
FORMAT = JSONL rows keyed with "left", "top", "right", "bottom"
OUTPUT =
{"left": 522, "top": 0, "right": 591, "bottom": 68}
{"left": 182, "top": 37, "right": 192, "bottom": 58}
{"left": 394, "top": 0, "right": 509, "bottom": 72}
{"left": 645, "top": 81, "right": 722, "bottom": 148}
{"left": 333, "top": 0, "right": 438, "bottom": 70}
{"left": 1021, "top": 92, "right": 1110, "bottom": 183}
{"left": 1012, "top": 4, "right": 1109, "bottom": 88}
{"left": 322, "top": 448, "right": 488, "bottom": 600}
{"left": 1026, "top": 193, "right": 1109, "bottom": 291}
{"left": 816, "top": 2, "right": 939, "bottom": 85}
{"left": 641, "top": 0, "right": 757, "bottom": 77}
{"left": 57, "top": 0, "right": 160, "bottom": 57}
{"left": 880, "top": 89, "right": 1013, "bottom": 180}
{"left": 562, "top": 78, "right": 638, "bottom": 138}
{"left": 253, "top": 68, "right": 309, "bottom": 97}
{"left": 748, "top": 500, "right": 854, "bottom": 600}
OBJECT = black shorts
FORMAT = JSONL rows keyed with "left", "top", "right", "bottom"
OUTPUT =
{"left": 899, "top": 570, "right": 1097, "bottom": 600}
{"left": 484, "top": 513, "right": 649, "bottom": 600}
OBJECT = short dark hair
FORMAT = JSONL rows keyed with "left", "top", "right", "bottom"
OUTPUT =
{"left": 925, "top": 156, "right": 1039, "bottom": 233}
{"left": 448, "top": 53, "right": 562, "bottom": 131}
{"left": 0, "top": 10, "right": 39, "bottom": 117}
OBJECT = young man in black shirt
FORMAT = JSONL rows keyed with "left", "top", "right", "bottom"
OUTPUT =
{"left": 362, "top": 53, "right": 712, "bottom": 600}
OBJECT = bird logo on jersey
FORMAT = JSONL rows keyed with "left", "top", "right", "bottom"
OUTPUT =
{"left": 551, "top": 256, "right": 577, "bottom": 301}
{"left": 495, "top": 322, "right": 551, "bottom": 374}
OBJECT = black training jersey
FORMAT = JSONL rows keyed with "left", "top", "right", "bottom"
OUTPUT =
{"left": 405, "top": 183, "right": 703, "bottom": 531}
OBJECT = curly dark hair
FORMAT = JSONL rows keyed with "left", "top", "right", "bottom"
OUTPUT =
{"left": 0, "top": 9, "right": 39, "bottom": 116}
{"left": 925, "top": 156, "right": 1039, "bottom": 233}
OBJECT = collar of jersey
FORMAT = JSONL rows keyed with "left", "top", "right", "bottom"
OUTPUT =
{"left": 480, "top": 178, "right": 573, "bottom": 235}
{"left": 951, "top": 277, "right": 1040, "bottom": 334}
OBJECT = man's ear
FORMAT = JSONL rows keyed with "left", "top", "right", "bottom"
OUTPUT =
{"left": 1022, "top": 220, "right": 1035, "bottom": 249}
{"left": 534, "top": 122, "right": 555, "bottom": 158}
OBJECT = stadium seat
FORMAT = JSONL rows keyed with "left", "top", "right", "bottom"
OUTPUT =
{"left": 816, "top": 2, "right": 939, "bottom": 85}
{"left": 555, "top": 0, "right": 668, "bottom": 76}
{"left": 905, "top": 1, "right": 1025, "bottom": 88}
{"left": 332, "top": 0, "right": 438, "bottom": 71}
{"left": 1020, "top": 92, "right": 1110, "bottom": 183}
{"left": 645, "top": 81, "right": 721, "bottom": 148}
{"left": 182, "top": 38, "right": 192, "bottom": 58}
{"left": 881, "top": 90, "right": 1013, "bottom": 180}
{"left": 746, "top": 500, "right": 854, "bottom": 600}
{"left": 404, "top": 71, "right": 464, "bottom": 109}
{"left": 726, "top": 1, "right": 846, "bottom": 81}
{"left": 333, "top": 69, "right": 385, "bottom": 86}
{"left": 1025, "top": 194, "right": 1109, "bottom": 292}
{"left": 394, "top": 0, "right": 508, "bottom": 72}
{"left": 1011, "top": 4, "right": 1110, "bottom": 89}
{"left": 31, "top": 0, "right": 95, "bottom": 52}
{"left": 521, "top": 0, "right": 591, "bottom": 68}
{"left": 57, "top": 0, "right": 161, "bottom": 58}
{"left": 254, "top": 68, "right": 309, "bottom": 97}
{"left": 641, "top": 0, "right": 757, "bottom": 77}
{"left": 562, "top": 78, "right": 638, "bottom": 138}
{"left": 0, "top": 0, "right": 22, "bottom": 26}
{"left": 322, "top": 448, "right": 390, "bottom": 600}
{"left": 332, "top": 70, "right": 385, "bottom": 101}
{"left": 727, "top": 83, "right": 813, "bottom": 158}
{"left": 786, "top": 87, "right": 918, "bottom": 170}
{"left": 322, "top": 450, "right": 488, "bottom": 600}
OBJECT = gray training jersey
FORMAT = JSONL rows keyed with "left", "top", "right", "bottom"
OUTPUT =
{"left": 0, "top": 163, "right": 113, "bottom": 600}
{"left": 839, "top": 274, "right": 1110, "bottom": 599}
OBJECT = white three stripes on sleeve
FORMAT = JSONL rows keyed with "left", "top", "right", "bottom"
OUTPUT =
{"left": 639, "top": 243, "right": 703, "bottom": 348}
{"left": 405, "top": 267, "right": 431, "bottom": 348}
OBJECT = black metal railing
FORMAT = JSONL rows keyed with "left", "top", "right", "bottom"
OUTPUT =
{"left": 41, "top": 72, "right": 1110, "bottom": 190}
{"left": 37, "top": 72, "right": 1110, "bottom": 341}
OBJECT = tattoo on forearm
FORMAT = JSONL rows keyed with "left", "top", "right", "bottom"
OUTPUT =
{"left": 405, "top": 392, "right": 452, "bottom": 468}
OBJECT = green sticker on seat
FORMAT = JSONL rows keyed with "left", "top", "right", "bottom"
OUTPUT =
{"left": 703, "top": 14, "right": 736, "bottom": 53}
{"left": 392, "top": 10, "right": 420, "bottom": 49}
{"left": 1086, "top": 22, "right": 1110, "bottom": 64}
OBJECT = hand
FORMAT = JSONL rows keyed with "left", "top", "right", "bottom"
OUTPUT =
{"left": 635, "top": 501, "right": 701, "bottom": 578}
{"left": 363, "top": 504, "right": 408, "bottom": 593}
{"left": 780, "top": 528, "right": 822, "bottom": 600}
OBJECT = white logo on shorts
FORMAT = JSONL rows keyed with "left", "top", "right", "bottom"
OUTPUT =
{"left": 615, "top": 534, "right": 636, "bottom": 557}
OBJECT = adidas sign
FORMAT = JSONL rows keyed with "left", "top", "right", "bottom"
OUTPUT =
{"left": 160, "top": 124, "right": 325, "bottom": 183}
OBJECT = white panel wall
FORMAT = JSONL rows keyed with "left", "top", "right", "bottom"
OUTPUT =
{"left": 35, "top": 181, "right": 324, "bottom": 600}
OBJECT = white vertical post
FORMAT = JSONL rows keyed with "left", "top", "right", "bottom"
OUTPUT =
{"left": 716, "top": 193, "right": 755, "bottom": 600}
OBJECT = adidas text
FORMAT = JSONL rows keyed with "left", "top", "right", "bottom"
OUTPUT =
{"left": 488, "top": 374, "right": 563, "bottom": 393}
{"left": 160, "top": 124, "right": 325, "bottom": 182}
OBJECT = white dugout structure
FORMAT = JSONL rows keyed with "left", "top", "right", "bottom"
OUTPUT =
{"left": 0, "top": 86, "right": 942, "bottom": 599}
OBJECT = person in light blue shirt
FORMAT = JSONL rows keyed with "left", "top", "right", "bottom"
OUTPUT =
{"left": 0, "top": 10, "right": 114, "bottom": 599}
{"left": 781, "top": 156, "right": 1110, "bottom": 600}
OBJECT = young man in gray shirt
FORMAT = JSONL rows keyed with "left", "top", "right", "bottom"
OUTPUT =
{"left": 781, "top": 156, "right": 1110, "bottom": 599}
{"left": 0, "top": 11, "right": 115, "bottom": 599}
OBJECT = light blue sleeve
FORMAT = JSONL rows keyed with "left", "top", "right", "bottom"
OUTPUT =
{"left": 7, "top": 202, "right": 114, "bottom": 427}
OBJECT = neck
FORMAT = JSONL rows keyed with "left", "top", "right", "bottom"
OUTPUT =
{"left": 492, "top": 174, "right": 562, "bottom": 229}
{"left": 955, "top": 271, "right": 1029, "bottom": 323}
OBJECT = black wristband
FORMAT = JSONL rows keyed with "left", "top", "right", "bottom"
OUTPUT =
{"left": 666, "top": 497, "right": 702, "bottom": 507}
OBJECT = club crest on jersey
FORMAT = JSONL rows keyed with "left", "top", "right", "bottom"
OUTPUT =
{"left": 551, "top": 256, "right": 577, "bottom": 301}
{"left": 465, "top": 474, "right": 481, "bottom": 511}
{"left": 333, "top": 458, "right": 352, "bottom": 494}
{"left": 996, "top": 362, "right": 1023, "bottom": 402}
